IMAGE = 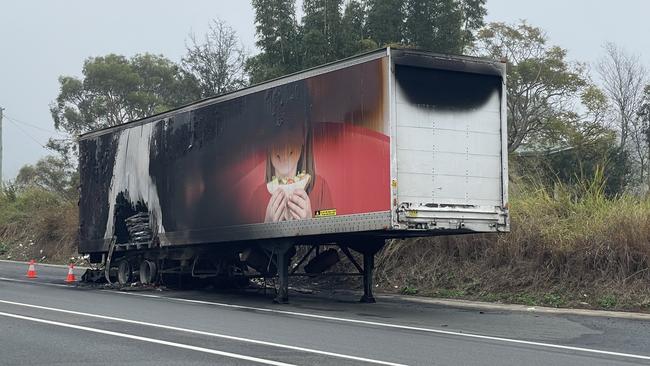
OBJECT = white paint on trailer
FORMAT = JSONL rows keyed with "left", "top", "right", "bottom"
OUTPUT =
{"left": 0, "top": 299, "right": 407, "bottom": 366}
{"left": 0, "top": 311, "right": 296, "bottom": 366}
{"left": 103, "top": 122, "right": 165, "bottom": 240}
{"left": 387, "top": 48, "right": 399, "bottom": 228}
{"left": 107, "top": 291, "right": 650, "bottom": 362}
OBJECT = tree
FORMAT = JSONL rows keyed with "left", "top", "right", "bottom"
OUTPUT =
{"left": 182, "top": 19, "right": 248, "bottom": 98}
{"left": 640, "top": 85, "right": 650, "bottom": 145}
{"left": 365, "top": 0, "right": 405, "bottom": 46}
{"left": 248, "top": 0, "right": 488, "bottom": 82}
{"left": 596, "top": 44, "right": 648, "bottom": 188}
{"left": 458, "top": 0, "right": 487, "bottom": 49}
{"left": 597, "top": 43, "right": 647, "bottom": 150}
{"left": 49, "top": 53, "right": 200, "bottom": 160}
{"left": 248, "top": 0, "right": 302, "bottom": 83}
{"left": 476, "top": 22, "right": 587, "bottom": 153}
{"left": 301, "top": 0, "right": 344, "bottom": 67}
{"left": 512, "top": 86, "right": 629, "bottom": 195}
{"left": 15, "top": 156, "right": 78, "bottom": 199}
{"left": 637, "top": 85, "right": 650, "bottom": 186}
{"left": 340, "top": 0, "right": 375, "bottom": 55}
{"left": 404, "top": 0, "right": 485, "bottom": 54}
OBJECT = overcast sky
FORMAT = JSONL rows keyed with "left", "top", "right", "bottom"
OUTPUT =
{"left": 1, "top": 0, "right": 648, "bottom": 180}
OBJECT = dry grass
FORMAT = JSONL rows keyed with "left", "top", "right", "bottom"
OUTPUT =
{"left": 0, "top": 187, "right": 78, "bottom": 263}
{"left": 375, "top": 173, "right": 650, "bottom": 310}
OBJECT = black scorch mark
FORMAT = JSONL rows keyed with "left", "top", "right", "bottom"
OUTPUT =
{"left": 395, "top": 65, "right": 501, "bottom": 110}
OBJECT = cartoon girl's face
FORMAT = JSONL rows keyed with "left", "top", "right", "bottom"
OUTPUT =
{"left": 270, "top": 124, "right": 304, "bottom": 178}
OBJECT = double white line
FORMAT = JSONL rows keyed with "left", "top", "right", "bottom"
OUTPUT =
{"left": 0, "top": 299, "right": 406, "bottom": 366}
{"left": 2, "top": 275, "right": 650, "bottom": 363}
{"left": 0, "top": 310, "right": 294, "bottom": 366}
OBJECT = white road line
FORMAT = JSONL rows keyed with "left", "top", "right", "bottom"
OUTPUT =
{"left": 0, "top": 276, "right": 72, "bottom": 287}
{"left": 0, "top": 299, "right": 407, "bottom": 366}
{"left": 3, "top": 276, "right": 650, "bottom": 361}
{"left": 0, "top": 259, "right": 87, "bottom": 269}
{"left": 110, "top": 291, "right": 650, "bottom": 362}
{"left": 0, "top": 310, "right": 295, "bottom": 366}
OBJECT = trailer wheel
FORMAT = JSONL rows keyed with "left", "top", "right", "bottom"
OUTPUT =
{"left": 117, "top": 260, "right": 132, "bottom": 286}
{"left": 139, "top": 260, "right": 157, "bottom": 285}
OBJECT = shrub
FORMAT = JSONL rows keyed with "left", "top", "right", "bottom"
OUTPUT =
{"left": 0, "top": 185, "right": 77, "bottom": 262}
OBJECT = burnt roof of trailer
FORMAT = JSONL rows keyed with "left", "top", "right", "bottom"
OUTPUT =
{"left": 78, "top": 47, "right": 505, "bottom": 141}
{"left": 390, "top": 48, "right": 506, "bottom": 77}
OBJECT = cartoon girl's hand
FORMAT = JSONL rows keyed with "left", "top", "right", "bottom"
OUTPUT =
{"left": 265, "top": 188, "right": 287, "bottom": 222}
{"left": 288, "top": 189, "right": 312, "bottom": 220}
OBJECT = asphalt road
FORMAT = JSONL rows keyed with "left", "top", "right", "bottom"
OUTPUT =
{"left": 0, "top": 260, "right": 649, "bottom": 365}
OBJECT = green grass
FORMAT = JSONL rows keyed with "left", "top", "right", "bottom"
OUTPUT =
{"left": 401, "top": 285, "right": 419, "bottom": 295}
{"left": 598, "top": 295, "right": 618, "bottom": 309}
{"left": 542, "top": 293, "right": 567, "bottom": 308}
{"left": 435, "top": 289, "right": 467, "bottom": 298}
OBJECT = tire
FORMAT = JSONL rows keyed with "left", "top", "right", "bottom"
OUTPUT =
{"left": 139, "top": 260, "right": 157, "bottom": 285}
{"left": 117, "top": 260, "right": 132, "bottom": 286}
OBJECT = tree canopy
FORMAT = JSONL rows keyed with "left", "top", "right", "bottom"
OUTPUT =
{"left": 247, "top": 0, "right": 302, "bottom": 84}
{"left": 15, "top": 156, "right": 78, "bottom": 200}
{"left": 404, "top": 0, "right": 486, "bottom": 54}
{"left": 49, "top": 53, "right": 200, "bottom": 159}
{"left": 476, "top": 22, "right": 588, "bottom": 153}
{"left": 248, "top": 0, "right": 488, "bottom": 83}
{"left": 182, "top": 19, "right": 248, "bottom": 98}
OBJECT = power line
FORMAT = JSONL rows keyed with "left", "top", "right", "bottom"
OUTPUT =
{"left": 4, "top": 117, "right": 48, "bottom": 149}
{"left": 4, "top": 113, "right": 66, "bottom": 136}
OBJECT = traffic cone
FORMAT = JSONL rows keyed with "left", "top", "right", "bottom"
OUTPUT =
{"left": 65, "top": 263, "right": 76, "bottom": 283}
{"left": 26, "top": 260, "right": 37, "bottom": 278}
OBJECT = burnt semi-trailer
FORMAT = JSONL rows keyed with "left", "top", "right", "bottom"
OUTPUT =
{"left": 78, "top": 48, "right": 509, "bottom": 303}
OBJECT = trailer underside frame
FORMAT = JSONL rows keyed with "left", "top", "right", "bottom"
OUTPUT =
{"left": 84, "top": 234, "right": 390, "bottom": 304}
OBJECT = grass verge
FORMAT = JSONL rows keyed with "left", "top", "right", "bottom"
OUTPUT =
{"left": 375, "top": 173, "right": 650, "bottom": 311}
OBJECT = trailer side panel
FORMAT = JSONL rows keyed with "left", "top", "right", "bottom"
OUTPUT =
{"left": 79, "top": 57, "right": 392, "bottom": 253}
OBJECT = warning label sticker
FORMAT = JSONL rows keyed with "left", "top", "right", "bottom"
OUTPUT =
{"left": 315, "top": 209, "right": 337, "bottom": 217}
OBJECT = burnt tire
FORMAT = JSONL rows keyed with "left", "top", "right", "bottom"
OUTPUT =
{"left": 117, "top": 260, "right": 132, "bottom": 286}
{"left": 139, "top": 260, "right": 157, "bottom": 285}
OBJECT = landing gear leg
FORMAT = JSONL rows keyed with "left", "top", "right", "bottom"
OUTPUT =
{"left": 272, "top": 242, "right": 293, "bottom": 304}
{"left": 349, "top": 238, "right": 384, "bottom": 304}
{"left": 360, "top": 251, "right": 376, "bottom": 303}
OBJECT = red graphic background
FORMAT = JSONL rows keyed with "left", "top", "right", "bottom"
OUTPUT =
{"left": 227, "top": 122, "right": 390, "bottom": 222}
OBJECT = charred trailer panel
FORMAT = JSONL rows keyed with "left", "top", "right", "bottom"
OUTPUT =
{"left": 78, "top": 48, "right": 508, "bottom": 302}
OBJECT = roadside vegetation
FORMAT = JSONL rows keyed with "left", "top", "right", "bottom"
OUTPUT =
{"left": 0, "top": 185, "right": 77, "bottom": 263}
{"left": 377, "top": 171, "right": 650, "bottom": 311}
{"left": 2, "top": 0, "right": 650, "bottom": 311}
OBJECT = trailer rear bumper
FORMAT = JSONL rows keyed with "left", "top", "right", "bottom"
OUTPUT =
{"left": 395, "top": 204, "right": 509, "bottom": 233}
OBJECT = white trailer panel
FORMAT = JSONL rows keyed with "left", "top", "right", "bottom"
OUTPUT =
{"left": 389, "top": 50, "right": 508, "bottom": 232}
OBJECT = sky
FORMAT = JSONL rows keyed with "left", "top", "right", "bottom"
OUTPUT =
{"left": 0, "top": 0, "right": 648, "bottom": 180}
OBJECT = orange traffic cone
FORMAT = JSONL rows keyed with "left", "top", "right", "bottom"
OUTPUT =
{"left": 65, "top": 263, "right": 76, "bottom": 283}
{"left": 26, "top": 260, "right": 37, "bottom": 278}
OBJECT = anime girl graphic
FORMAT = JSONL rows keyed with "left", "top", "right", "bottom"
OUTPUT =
{"left": 250, "top": 83, "right": 332, "bottom": 223}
